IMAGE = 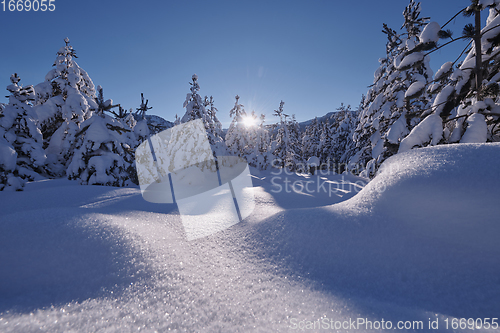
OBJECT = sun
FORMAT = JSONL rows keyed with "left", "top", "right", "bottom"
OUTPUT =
{"left": 241, "top": 115, "right": 258, "bottom": 128}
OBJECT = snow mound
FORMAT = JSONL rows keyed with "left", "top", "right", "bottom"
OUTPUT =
{"left": 0, "top": 181, "right": 150, "bottom": 313}
{"left": 1, "top": 145, "right": 499, "bottom": 330}
{"left": 248, "top": 143, "right": 500, "bottom": 318}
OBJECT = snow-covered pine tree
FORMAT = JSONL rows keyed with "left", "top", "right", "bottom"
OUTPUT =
{"left": 288, "top": 114, "right": 305, "bottom": 172}
{"left": 109, "top": 103, "right": 136, "bottom": 131}
{"left": 349, "top": 0, "right": 434, "bottom": 177}
{"left": 33, "top": 38, "right": 98, "bottom": 176}
{"left": 119, "top": 107, "right": 137, "bottom": 133}
{"left": 270, "top": 102, "right": 285, "bottom": 168}
{"left": 317, "top": 118, "right": 334, "bottom": 170}
{"left": 246, "top": 113, "right": 272, "bottom": 170}
{"left": 203, "top": 95, "right": 227, "bottom": 156}
{"left": 242, "top": 110, "right": 259, "bottom": 153}
{"left": 133, "top": 93, "right": 152, "bottom": 144}
{"left": 116, "top": 105, "right": 139, "bottom": 185}
{"left": 0, "top": 122, "right": 21, "bottom": 191}
{"left": 204, "top": 96, "right": 223, "bottom": 137}
{"left": 329, "top": 103, "right": 358, "bottom": 172}
{"left": 67, "top": 87, "right": 133, "bottom": 187}
{"left": 270, "top": 101, "right": 304, "bottom": 172}
{"left": 225, "top": 95, "right": 249, "bottom": 157}
{"left": 400, "top": 1, "right": 500, "bottom": 152}
{"left": 179, "top": 76, "right": 228, "bottom": 158}
{"left": 0, "top": 74, "right": 46, "bottom": 190}
{"left": 181, "top": 74, "right": 205, "bottom": 123}
{"left": 3, "top": 74, "right": 46, "bottom": 178}
{"left": 349, "top": 24, "right": 402, "bottom": 176}
{"left": 338, "top": 103, "right": 359, "bottom": 171}
{"left": 97, "top": 86, "right": 138, "bottom": 184}
{"left": 301, "top": 117, "right": 321, "bottom": 162}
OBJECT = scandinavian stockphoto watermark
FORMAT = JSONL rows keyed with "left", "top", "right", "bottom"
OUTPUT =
{"left": 289, "top": 317, "right": 500, "bottom": 331}
{"left": 135, "top": 119, "right": 255, "bottom": 241}
{"left": 269, "top": 158, "right": 371, "bottom": 197}
{"left": 289, "top": 317, "right": 426, "bottom": 331}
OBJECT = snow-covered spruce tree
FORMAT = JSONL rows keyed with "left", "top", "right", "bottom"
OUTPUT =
{"left": 289, "top": 114, "right": 302, "bottom": 151}
{"left": 116, "top": 105, "right": 138, "bottom": 185}
{"left": 336, "top": 97, "right": 362, "bottom": 170}
{"left": 245, "top": 112, "right": 273, "bottom": 170}
{"left": 133, "top": 93, "right": 152, "bottom": 144}
{"left": 288, "top": 114, "right": 304, "bottom": 171}
{"left": 153, "top": 75, "right": 227, "bottom": 174}
{"left": 0, "top": 74, "right": 46, "bottom": 190}
{"left": 67, "top": 87, "right": 133, "bottom": 187}
{"left": 180, "top": 75, "right": 228, "bottom": 158}
{"left": 122, "top": 108, "right": 138, "bottom": 133}
{"left": 329, "top": 103, "right": 358, "bottom": 172}
{"left": 181, "top": 74, "right": 205, "bottom": 123}
{"left": 317, "top": 118, "right": 334, "bottom": 170}
{"left": 349, "top": 0, "right": 434, "bottom": 177}
{"left": 225, "top": 95, "right": 249, "bottom": 157}
{"left": 270, "top": 101, "right": 304, "bottom": 172}
{"left": 33, "top": 38, "right": 97, "bottom": 176}
{"left": 98, "top": 86, "right": 138, "bottom": 183}
{"left": 242, "top": 110, "right": 259, "bottom": 152}
{"left": 0, "top": 119, "right": 21, "bottom": 191}
{"left": 203, "top": 95, "right": 227, "bottom": 156}
{"left": 3, "top": 74, "right": 47, "bottom": 178}
{"left": 400, "top": 1, "right": 500, "bottom": 151}
{"left": 301, "top": 117, "right": 321, "bottom": 162}
{"left": 110, "top": 104, "right": 137, "bottom": 132}
{"left": 129, "top": 93, "right": 157, "bottom": 185}
{"left": 349, "top": 24, "right": 402, "bottom": 176}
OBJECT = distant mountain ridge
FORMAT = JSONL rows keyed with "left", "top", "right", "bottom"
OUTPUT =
{"left": 133, "top": 114, "right": 174, "bottom": 134}
{"left": 298, "top": 110, "right": 358, "bottom": 131}
{"left": 299, "top": 111, "right": 336, "bottom": 129}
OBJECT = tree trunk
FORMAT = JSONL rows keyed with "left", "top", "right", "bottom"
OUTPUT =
{"left": 475, "top": 9, "right": 483, "bottom": 101}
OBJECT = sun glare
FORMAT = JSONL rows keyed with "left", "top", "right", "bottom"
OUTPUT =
{"left": 242, "top": 115, "right": 258, "bottom": 128}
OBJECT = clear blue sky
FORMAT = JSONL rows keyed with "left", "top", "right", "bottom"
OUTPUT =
{"left": 1, "top": 0, "right": 474, "bottom": 127}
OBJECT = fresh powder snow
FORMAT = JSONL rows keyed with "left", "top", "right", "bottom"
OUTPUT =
{"left": 1, "top": 144, "right": 499, "bottom": 332}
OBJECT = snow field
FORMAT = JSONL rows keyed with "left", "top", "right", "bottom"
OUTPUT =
{"left": 1, "top": 144, "right": 499, "bottom": 332}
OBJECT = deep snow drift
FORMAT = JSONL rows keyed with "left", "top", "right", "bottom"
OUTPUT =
{"left": 1, "top": 143, "right": 499, "bottom": 332}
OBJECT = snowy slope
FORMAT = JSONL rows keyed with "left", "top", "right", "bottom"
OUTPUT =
{"left": 1, "top": 144, "right": 499, "bottom": 332}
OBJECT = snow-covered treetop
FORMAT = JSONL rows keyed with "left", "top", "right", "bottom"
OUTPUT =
{"left": 181, "top": 74, "right": 205, "bottom": 123}
{"left": 274, "top": 100, "right": 286, "bottom": 120}
{"left": 205, "top": 96, "right": 222, "bottom": 128}
{"left": 402, "top": 0, "right": 429, "bottom": 38}
{"left": 95, "top": 86, "right": 119, "bottom": 116}
{"left": 136, "top": 93, "right": 152, "bottom": 119}
{"left": 190, "top": 74, "right": 200, "bottom": 94}
{"left": 6, "top": 73, "right": 35, "bottom": 104}
{"left": 39, "top": 38, "right": 96, "bottom": 101}
{"left": 229, "top": 95, "right": 246, "bottom": 122}
{"left": 10, "top": 73, "right": 20, "bottom": 85}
